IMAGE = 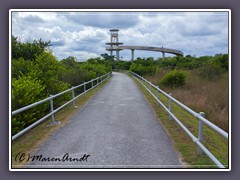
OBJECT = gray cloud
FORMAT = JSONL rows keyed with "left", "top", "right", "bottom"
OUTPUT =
{"left": 11, "top": 11, "right": 229, "bottom": 61}
{"left": 22, "top": 15, "right": 44, "bottom": 23}
{"left": 64, "top": 13, "right": 140, "bottom": 29}
{"left": 51, "top": 39, "right": 65, "bottom": 47}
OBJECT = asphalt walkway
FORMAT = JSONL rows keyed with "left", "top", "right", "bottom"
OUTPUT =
{"left": 27, "top": 72, "right": 182, "bottom": 168}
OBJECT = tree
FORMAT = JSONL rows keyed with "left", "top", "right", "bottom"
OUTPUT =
{"left": 61, "top": 56, "right": 78, "bottom": 68}
{"left": 101, "top": 53, "right": 115, "bottom": 61}
{"left": 12, "top": 36, "right": 51, "bottom": 61}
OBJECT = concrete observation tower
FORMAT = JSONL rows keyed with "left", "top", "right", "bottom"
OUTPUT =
{"left": 105, "top": 29, "right": 184, "bottom": 61}
{"left": 105, "top": 29, "right": 123, "bottom": 60}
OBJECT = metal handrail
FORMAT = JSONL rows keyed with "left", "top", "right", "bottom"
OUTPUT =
{"left": 12, "top": 72, "right": 111, "bottom": 141}
{"left": 130, "top": 71, "right": 228, "bottom": 168}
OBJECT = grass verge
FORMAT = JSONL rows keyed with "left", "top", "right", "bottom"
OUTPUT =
{"left": 146, "top": 68, "right": 229, "bottom": 132}
{"left": 11, "top": 76, "right": 111, "bottom": 168}
{"left": 129, "top": 72, "right": 228, "bottom": 169}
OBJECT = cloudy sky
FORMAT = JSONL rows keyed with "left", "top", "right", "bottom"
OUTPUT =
{"left": 11, "top": 10, "right": 229, "bottom": 61}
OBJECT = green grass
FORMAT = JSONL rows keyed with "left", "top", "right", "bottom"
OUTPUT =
{"left": 129, "top": 72, "right": 229, "bottom": 168}
{"left": 11, "top": 77, "right": 111, "bottom": 168}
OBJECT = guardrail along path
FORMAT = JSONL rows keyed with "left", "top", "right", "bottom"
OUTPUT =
{"left": 27, "top": 72, "right": 182, "bottom": 168}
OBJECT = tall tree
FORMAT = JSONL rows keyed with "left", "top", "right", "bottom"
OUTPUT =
{"left": 12, "top": 36, "right": 51, "bottom": 61}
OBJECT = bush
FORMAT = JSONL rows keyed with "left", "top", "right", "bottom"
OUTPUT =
{"left": 12, "top": 58, "right": 34, "bottom": 78}
{"left": 198, "top": 62, "right": 223, "bottom": 80}
{"left": 160, "top": 70, "right": 187, "bottom": 88}
{"left": 212, "top": 54, "right": 228, "bottom": 71}
{"left": 114, "top": 60, "right": 132, "bottom": 70}
{"left": 11, "top": 37, "right": 113, "bottom": 135}
{"left": 12, "top": 76, "right": 48, "bottom": 135}
{"left": 158, "top": 57, "right": 178, "bottom": 69}
{"left": 130, "top": 63, "right": 156, "bottom": 76}
{"left": 12, "top": 52, "right": 71, "bottom": 135}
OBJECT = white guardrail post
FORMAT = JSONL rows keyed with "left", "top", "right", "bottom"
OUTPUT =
{"left": 168, "top": 93, "right": 172, "bottom": 120}
{"left": 72, "top": 86, "right": 75, "bottom": 108}
{"left": 197, "top": 112, "right": 205, "bottom": 155}
{"left": 50, "top": 94, "right": 55, "bottom": 124}
{"left": 156, "top": 86, "right": 160, "bottom": 105}
{"left": 84, "top": 82, "right": 86, "bottom": 97}
{"left": 150, "top": 82, "right": 152, "bottom": 92}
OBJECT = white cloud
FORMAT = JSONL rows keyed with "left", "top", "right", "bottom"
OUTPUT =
{"left": 16, "top": 12, "right": 58, "bottom": 21}
{"left": 11, "top": 11, "right": 229, "bottom": 61}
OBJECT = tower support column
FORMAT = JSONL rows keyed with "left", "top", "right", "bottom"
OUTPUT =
{"left": 116, "top": 50, "right": 120, "bottom": 60}
{"left": 131, "top": 49, "right": 135, "bottom": 61}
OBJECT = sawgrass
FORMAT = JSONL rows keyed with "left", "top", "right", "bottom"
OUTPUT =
{"left": 129, "top": 73, "right": 229, "bottom": 168}
{"left": 11, "top": 77, "right": 111, "bottom": 168}
{"left": 146, "top": 68, "right": 229, "bottom": 132}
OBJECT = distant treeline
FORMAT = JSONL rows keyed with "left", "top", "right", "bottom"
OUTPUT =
{"left": 103, "top": 54, "right": 228, "bottom": 76}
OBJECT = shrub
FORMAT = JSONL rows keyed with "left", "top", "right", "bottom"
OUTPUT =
{"left": 160, "top": 70, "right": 187, "bottom": 88}
{"left": 12, "top": 76, "right": 48, "bottom": 135}
{"left": 80, "top": 63, "right": 107, "bottom": 77}
{"left": 198, "top": 62, "right": 223, "bottom": 80}
{"left": 130, "top": 63, "right": 156, "bottom": 76}
{"left": 158, "top": 57, "right": 177, "bottom": 69}
{"left": 212, "top": 54, "right": 228, "bottom": 71}
{"left": 114, "top": 60, "right": 132, "bottom": 70}
{"left": 12, "top": 58, "right": 34, "bottom": 78}
{"left": 11, "top": 37, "right": 113, "bottom": 136}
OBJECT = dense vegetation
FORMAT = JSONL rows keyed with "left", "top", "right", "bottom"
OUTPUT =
{"left": 128, "top": 54, "right": 229, "bottom": 167}
{"left": 12, "top": 35, "right": 229, "bottom": 135}
{"left": 12, "top": 37, "right": 111, "bottom": 135}
{"left": 128, "top": 54, "right": 229, "bottom": 131}
{"left": 100, "top": 53, "right": 228, "bottom": 131}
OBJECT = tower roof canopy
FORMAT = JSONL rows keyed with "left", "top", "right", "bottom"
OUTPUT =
{"left": 109, "top": 29, "right": 119, "bottom": 32}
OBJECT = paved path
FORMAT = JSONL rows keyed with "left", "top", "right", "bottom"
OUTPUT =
{"left": 27, "top": 72, "right": 182, "bottom": 168}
